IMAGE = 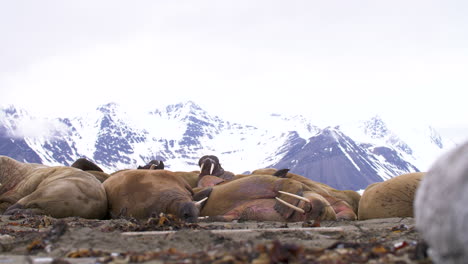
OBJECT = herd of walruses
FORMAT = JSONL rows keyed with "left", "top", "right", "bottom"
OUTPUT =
{"left": 0, "top": 154, "right": 425, "bottom": 222}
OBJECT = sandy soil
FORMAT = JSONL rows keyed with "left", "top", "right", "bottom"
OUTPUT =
{"left": 0, "top": 214, "right": 432, "bottom": 263}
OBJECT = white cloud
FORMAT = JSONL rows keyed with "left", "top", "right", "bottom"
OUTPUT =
{"left": 9, "top": 117, "right": 70, "bottom": 140}
{"left": 0, "top": 0, "right": 467, "bottom": 141}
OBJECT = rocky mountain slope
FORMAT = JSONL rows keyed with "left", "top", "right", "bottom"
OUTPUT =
{"left": 0, "top": 101, "right": 454, "bottom": 190}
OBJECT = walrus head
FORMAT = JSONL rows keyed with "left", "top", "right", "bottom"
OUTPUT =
{"left": 71, "top": 158, "right": 104, "bottom": 172}
{"left": 137, "top": 160, "right": 165, "bottom": 170}
{"left": 198, "top": 155, "right": 224, "bottom": 178}
{"left": 176, "top": 201, "right": 201, "bottom": 223}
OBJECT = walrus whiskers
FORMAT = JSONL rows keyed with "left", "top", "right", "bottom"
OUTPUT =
{"left": 275, "top": 197, "right": 305, "bottom": 214}
{"left": 278, "top": 191, "right": 310, "bottom": 203}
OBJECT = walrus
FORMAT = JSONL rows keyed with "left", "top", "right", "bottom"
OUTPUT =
{"left": 196, "top": 174, "right": 337, "bottom": 222}
{"left": 173, "top": 171, "right": 200, "bottom": 188}
{"left": 0, "top": 156, "right": 107, "bottom": 219}
{"left": 107, "top": 160, "right": 165, "bottom": 178}
{"left": 358, "top": 172, "right": 424, "bottom": 220}
{"left": 70, "top": 157, "right": 109, "bottom": 183}
{"left": 137, "top": 160, "right": 164, "bottom": 170}
{"left": 251, "top": 168, "right": 360, "bottom": 220}
{"left": 198, "top": 155, "right": 235, "bottom": 185}
{"left": 71, "top": 157, "right": 104, "bottom": 172}
{"left": 103, "top": 169, "right": 202, "bottom": 222}
{"left": 415, "top": 141, "right": 468, "bottom": 264}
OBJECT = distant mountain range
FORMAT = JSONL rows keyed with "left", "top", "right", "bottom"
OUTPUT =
{"left": 0, "top": 101, "right": 456, "bottom": 191}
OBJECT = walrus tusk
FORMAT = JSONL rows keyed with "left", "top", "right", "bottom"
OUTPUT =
{"left": 278, "top": 191, "right": 310, "bottom": 203}
{"left": 275, "top": 197, "right": 305, "bottom": 214}
{"left": 210, "top": 163, "right": 215, "bottom": 175}
{"left": 200, "top": 163, "right": 204, "bottom": 172}
{"left": 194, "top": 197, "right": 208, "bottom": 206}
{"left": 149, "top": 164, "right": 157, "bottom": 170}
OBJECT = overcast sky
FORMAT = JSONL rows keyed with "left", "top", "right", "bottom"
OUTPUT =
{"left": 1, "top": 1, "right": 467, "bottom": 143}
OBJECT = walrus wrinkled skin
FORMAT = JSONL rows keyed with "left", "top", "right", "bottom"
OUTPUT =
{"left": 70, "top": 157, "right": 109, "bottom": 183}
{"left": 415, "top": 141, "right": 468, "bottom": 264}
{"left": 358, "top": 172, "right": 424, "bottom": 220}
{"left": 197, "top": 174, "right": 337, "bottom": 222}
{"left": 103, "top": 170, "right": 200, "bottom": 222}
{"left": 251, "top": 168, "right": 360, "bottom": 220}
{"left": 198, "top": 155, "right": 235, "bottom": 185}
{"left": 0, "top": 156, "right": 107, "bottom": 219}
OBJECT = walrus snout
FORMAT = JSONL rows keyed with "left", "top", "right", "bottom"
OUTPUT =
{"left": 308, "top": 199, "right": 325, "bottom": 219}
{"left": 177, "top": 202, "right": 200, "bottom": 223}
{"left": 302, "top": 192, "right": 334, "bottom": 221}
{"left": 199, "top": 158, "right": 217, "bottom": 176}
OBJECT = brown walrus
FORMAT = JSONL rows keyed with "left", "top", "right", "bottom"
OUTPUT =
{"left": 198, "top": 155, "right": 235, "bottom": 185}
{"left": 71, "top": 157, "right": 104, "bottom": 172}
{"left": 137, "top": 160, "right": 165, "bottom": 170}
{"left": 358, "top": 172, "right": 424, "bottom": 220}
{"left": 0, "top": 156, "right": 107, "bottom": 219}
{"left": 196, "top": 174, "right": 337, "bottom": 222}
{"left": 250, "top": 168, "right": 360, "bottom": 220}
{"left": 103, "top": 169, "right": 202, "bottom": 222}
{"left": 70, "top": 157, "right": 110, "bottom": 183}
{"left": 173, "top": 171, "right": 200, "bottom": 188}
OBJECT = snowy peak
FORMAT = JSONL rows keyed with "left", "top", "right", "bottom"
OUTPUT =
{"left": 1, "top": 105, "right": 32, "bottom": 119}
{"left": 272, "top": 126, "right": 381, "bottom": 190}
{"left": 271, "top": 126, "right": 418, "bottom": 190}
{"left": 340, "top": 115, "right": 456, "bottom": 171}
{"left": 362, "top": 115, "right": 389, "bottom": 139}
{"left": 0, "top": 102, "right": 455, "bottom": 190}
{"left": 151, "top": 101, "right": 212, "bottom": 121}
{"left": 428, "top": 126, "right": 443, "bottom": 149}
{"left": 93, "top": 112, "right": 148, "bottom": 168}
{"left": 96, "top": 102, "right": 120, "bottom": 115}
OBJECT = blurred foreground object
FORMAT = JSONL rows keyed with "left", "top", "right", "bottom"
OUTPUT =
{"left": 415, "top": 141, "right": 468, "bottom": 264}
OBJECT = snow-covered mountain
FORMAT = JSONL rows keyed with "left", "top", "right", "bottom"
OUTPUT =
{"left": 0, "top": 101, "right": 456, "bottom": 190}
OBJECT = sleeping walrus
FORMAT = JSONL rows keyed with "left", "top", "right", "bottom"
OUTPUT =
{"left": 0, "top": 156, "right": 107, "bottom": 219}
{"left": 103, "top": 169, "right": 202, "bottom": 222}
{"left": 358, "top": 172, "right": 424, "bottom": 220}
{"left": 249, "top": 168, "right": 360, "bottom": 220}
{"left": 195, "top": 174, "right": 338, "bottom": 222}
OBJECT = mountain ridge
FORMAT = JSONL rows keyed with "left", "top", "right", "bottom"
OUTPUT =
{"left": 0, "top": 101, "right": 455, "bottom": 190}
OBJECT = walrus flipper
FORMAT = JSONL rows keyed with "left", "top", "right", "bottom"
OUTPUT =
{"left": 4, "top": 203, "right": 39, "bottom": 216}
{"left": 273, "top": 168, "right": 290, "bottom": 178}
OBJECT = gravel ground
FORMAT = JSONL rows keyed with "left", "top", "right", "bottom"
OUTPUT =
{"left": 0, "top": 214, "right": 432, "bottom": 263}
